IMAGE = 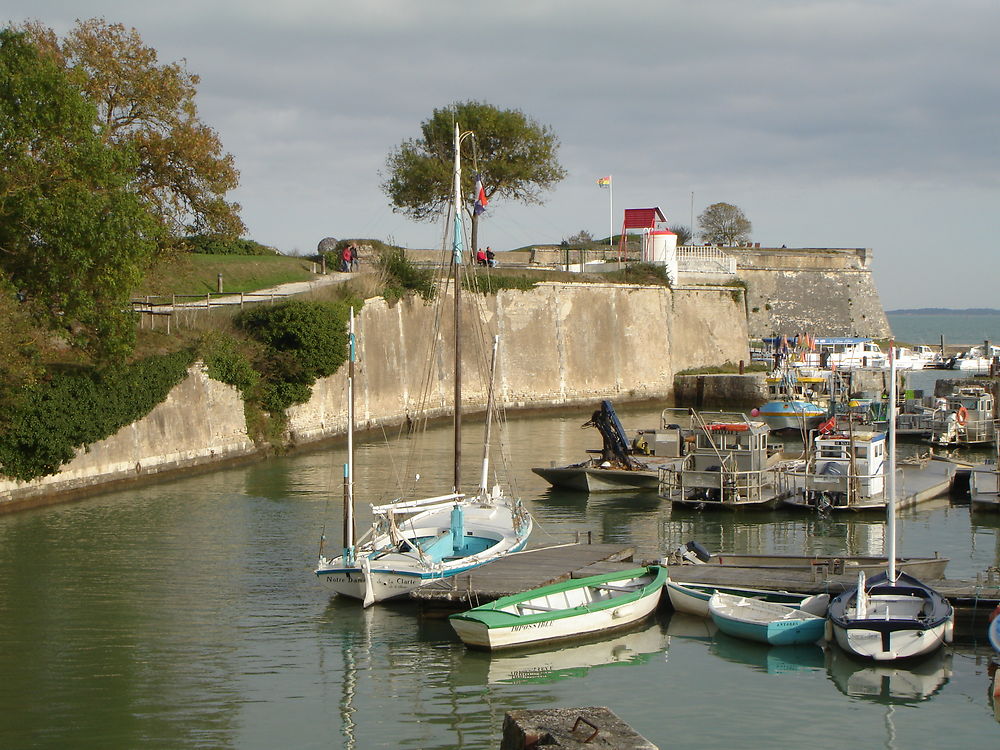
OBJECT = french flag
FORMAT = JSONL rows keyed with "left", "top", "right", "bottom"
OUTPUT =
{"left": 473, "top": 174, "right": 487, "bottom": 215}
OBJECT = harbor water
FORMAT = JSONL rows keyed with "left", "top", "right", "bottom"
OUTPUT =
{"left": 2, "top": 393, "right": 999, "bottom": 748}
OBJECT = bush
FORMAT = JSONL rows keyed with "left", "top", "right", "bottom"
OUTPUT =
{"left": 234, "top": 299, "right": 358, "bottom": 412}
{"left": 182, "top": 234, "right": 278, "bottom": 256}
{"left": 376, "top": 247, "right": 436, "bottom": 303}
{"left": 604, "top": 263, "right": 672, "bottom": 286}
{"left": 463, "top": 272, "right": 539, "bottom": 294}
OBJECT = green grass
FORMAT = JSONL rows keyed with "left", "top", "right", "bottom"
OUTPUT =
{"left": 137, "top": 253, "right": 318, "bottom": 297}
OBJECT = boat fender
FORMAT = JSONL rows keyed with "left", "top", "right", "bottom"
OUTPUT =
{"left": 944, "top": 618, "right": 954, "bottom": 644}
{"left": 684, "top": 540, "right": 712, "bottom": 563}
{"left": 956, "top": 406, "right": 969, "bottom": 425}
{"left": 823, "top": 619, "right": 833, "bottom": 643}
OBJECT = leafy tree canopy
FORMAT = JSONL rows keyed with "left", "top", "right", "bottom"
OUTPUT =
{"left": 382, "top": 100, "right": 566, "bottom": 251}
{"left": 0, "top": 29, "right": 161, "bottom": 362}
{"left": 21, "top": 18, "right": 244, "bottom": 241}
{"left": 698, "top": 202, "right": 752, "bottom": 246}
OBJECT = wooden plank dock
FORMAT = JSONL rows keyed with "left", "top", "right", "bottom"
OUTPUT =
{"left": 410, "top": 542, "right": 638, "bottom": 611}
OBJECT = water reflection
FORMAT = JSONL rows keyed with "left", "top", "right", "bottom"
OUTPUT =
{"left": 709, "top": 632, "right": 825, "bottom": 675}
{"left": 455, "top": 617, "right": 670, "bottom": 686}
{"left": 825, "top": 646, "right": 952, "bottom": 704}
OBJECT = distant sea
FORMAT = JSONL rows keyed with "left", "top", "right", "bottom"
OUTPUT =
{"left": 886, "top": 309, "right": 1000, "bottom": 346}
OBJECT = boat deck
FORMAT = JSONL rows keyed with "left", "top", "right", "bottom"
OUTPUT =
{"left": 897, "top": 459, "right": 959, "bottom": 508}
{"left": 410, "top": 542, "right": 637, "bottom": 610}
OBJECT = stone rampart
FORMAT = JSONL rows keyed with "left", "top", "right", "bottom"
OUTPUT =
{"left": 0, "top": 284, "right": 748, "bottom": 507}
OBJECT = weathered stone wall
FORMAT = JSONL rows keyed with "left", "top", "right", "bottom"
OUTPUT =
{"left": 0, "top": 365, "right": 256, "bottom": 508}
{"left": 722, "top": 247, "right": 889, "bottom": 339}
{"left": 0, "top": 283, "right": 749, "bottom": 507}
{"left": 286, "top": 283, "right": 750, "bottom": 442}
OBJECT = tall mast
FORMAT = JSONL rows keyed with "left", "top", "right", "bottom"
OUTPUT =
{"left": 887, "top": 338, "right": 897, "bottom": 582}
{"left": 452, "top": 122, "right": 463, "bottom": 494}
{"left": 343, "top": 307, "right": 356, "bottom": 551}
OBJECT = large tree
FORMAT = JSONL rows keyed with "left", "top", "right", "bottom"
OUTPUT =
{"left": 0, "top": 29, "right": 161, "bottom": 361}
{"left": 698, "top": 202, "right": 752, "bottom": 246}
{"left": 22, "top": 18, "right": 244, "bottom": 241}
{"left": 382, "top": 101, "right": 566, "bottom": 256}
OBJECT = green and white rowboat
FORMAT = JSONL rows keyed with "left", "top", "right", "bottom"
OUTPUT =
{"left": 449, "top": 566, "right": 667, "bottom": 650}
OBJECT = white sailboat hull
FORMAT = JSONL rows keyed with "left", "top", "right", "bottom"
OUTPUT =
{"left": 831, "top": 613, "right": 950, "bottom": 661}
{"left": 317, "top": 498, "right": 532, "bottom": 604}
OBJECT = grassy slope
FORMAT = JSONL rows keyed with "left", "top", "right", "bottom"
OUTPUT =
{"left": 136, "top": 253, "right": 318, "bottom": 297}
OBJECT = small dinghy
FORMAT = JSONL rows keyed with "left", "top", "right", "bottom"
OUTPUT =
{"left": 666, "top": 578, "right": 817, "bottom": 618}
{"left": 449, "top": 566, "right": 667, "bottom": 651}
{"left": 708, "top": 591, "right": 830, "bottom": 646}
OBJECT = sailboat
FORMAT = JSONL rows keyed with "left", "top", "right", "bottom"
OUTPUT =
{"left": 827, "top": 340, "right": 954, "bottom": 660}
{"left": 314, "top": 124, "right": 533, "bottom": 606}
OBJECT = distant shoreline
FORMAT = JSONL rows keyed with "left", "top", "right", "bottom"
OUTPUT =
{"left": 886, "top": 308, "right": 999, "bottom": 315}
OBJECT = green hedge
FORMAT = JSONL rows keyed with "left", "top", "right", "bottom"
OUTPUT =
{"left": 182, "top": 234, "right": 278, "bottom": 255}
{"left": 0, "top": 350, "right": 195, "bottom": 481}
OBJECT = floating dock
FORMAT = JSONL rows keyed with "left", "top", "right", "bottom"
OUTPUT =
{"left": 410, "top": 542, "right": 636, "bottom": 611}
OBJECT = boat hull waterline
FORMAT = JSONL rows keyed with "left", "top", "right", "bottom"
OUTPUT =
{"left": 449, "top": 566, "right": 667, "bottom": 650}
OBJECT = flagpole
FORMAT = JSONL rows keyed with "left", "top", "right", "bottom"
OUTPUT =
{"left": 608, "top": 175, "right": 614, "bottom": 258}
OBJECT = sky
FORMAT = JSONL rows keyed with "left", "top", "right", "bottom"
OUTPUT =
{"left": 7, "top": 1, "right": 999, "bottom": 309}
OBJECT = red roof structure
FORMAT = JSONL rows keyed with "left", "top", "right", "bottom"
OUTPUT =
{"left": 619, "top": 207, "right": 668, "bottom": 258}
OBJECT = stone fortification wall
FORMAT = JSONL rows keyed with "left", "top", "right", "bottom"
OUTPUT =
{"left": 0, "top": 365, "right": 256, "bottom": 507}
{"left": 286, "top": 283, "right": 750, "bottom": 442}
{"left": 730, "top": 248, "right": 889, "bottom": 339}
{"left": 0, "top": 283, "right": 748, "bottom": 507}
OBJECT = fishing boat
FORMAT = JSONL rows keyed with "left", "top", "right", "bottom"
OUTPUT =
{"left": 827, "top": 342, "right": 955, "bottom": 661}
{"left": 665, "top": 578, "right": 820, "bottom": 618}
{"left": 657, "top": 410, "right": 793, "bottom": 510}
{"left": 929, "top": 384, "right": 998, "bottom": 447}
{"left": 531, "top": 400, "right": 687, "bottom": 492}
{"left": 669, "top": 540, "right": 948, "bottom": 579}
{"left": 314, "top": 124, "right": 532, "bottom": 606}
{"left": 448, "top": 565, "right": 667, "bottom": 650}
{"left": 781, "top": 428, "right": 888, "bottom": 512}
{"left": 708, "top": 591, "right": 829, "bottom": 646}
{"left": 754, "top": 366, "right": 833, "bottom": 433}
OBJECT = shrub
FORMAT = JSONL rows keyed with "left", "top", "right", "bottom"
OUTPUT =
{"left": 377, "top": 247, "right": 436, "bottom": 303}
{"left": 182, "top": 234, "right": 278, "bottom": 256}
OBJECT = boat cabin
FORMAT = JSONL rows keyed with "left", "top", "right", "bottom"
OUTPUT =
{"left": 930, "top": 385, "right": 998, "bottom": 446}
{"left": 658, "top": 411, "right": 787, "bottom": 508}
{"left": 783, "top": 430, "right": 886, "bottom": 511}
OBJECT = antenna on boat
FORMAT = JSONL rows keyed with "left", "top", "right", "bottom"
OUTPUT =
{"left": 887, "top": 337, "right": 897, "bottom": 583}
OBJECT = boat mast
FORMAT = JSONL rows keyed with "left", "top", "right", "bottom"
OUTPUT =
{"left": 478, "top": 335, "right": 500, "bottom": 495}
{"left": 343, "top": 307, "right": 356, "bottom": 552}
{"left": 452, "top": 121, "right": 463, "bottom": 494}
{"left": 887, "top": 337, "right": 897, "bottom": 582}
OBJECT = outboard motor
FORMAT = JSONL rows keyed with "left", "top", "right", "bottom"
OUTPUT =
{"left": 676, "top": 540, "right": 712, "bottom": 564}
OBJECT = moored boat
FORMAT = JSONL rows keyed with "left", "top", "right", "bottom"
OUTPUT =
{"left": 314, "top": 125, "right": 532, "bottom": 606}
{"left": 708, "top": 591, "right": 829, "bottom": 646}
{"left": 827, "top": 342, "right": 954, "bottom": 661}
{"left": 449, "top": 565, "right": 667, "bottom": 650}
{"left": 657, "top": 410, "right": 792, "bottom": 510}
{"left": 531, "top": 401, "right": 687, "bottom": 492}
{"left": 781, "top": 428, "right": 888, "bottom": 512}
{"left": 929, "top": 384, "right": 998, "bottom": 447}
{"left": 668, "top": 540, "right": 949, "bottom": 579}
{"left": 665, "top": 577, "right": 818, "bottom": 618}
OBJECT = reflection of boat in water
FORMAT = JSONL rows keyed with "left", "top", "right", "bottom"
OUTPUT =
{"left": 457, "top": 617, "right": 670, "bottom": 685}
{"left": 825, "top": 645, "right": 953, "bottom": 704}
{"left": 708, "top": 630, "right": 825, "bottom": 675}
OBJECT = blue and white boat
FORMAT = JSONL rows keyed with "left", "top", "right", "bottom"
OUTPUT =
{"left": 754, "top": 367, "right": 831, "bottom": 432}
{"left": 314, "top": 126, "right": 532, "bottom": 606}
{"left": 988, "top": 605, "right": 1000, "bottom": 655}
{"left": 665, "top": 577, "right": 818, "bottom": 618}
{"left": 708, "top": 591, "right": 829, "bottom": 646}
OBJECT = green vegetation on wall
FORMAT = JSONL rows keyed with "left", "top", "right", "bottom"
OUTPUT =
{"left": 0, "top": 350, "right": 195, "bottom": 481}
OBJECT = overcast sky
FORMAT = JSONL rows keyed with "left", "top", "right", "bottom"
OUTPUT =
{"left": 8, "top": 1, "right": 999, "bottom": 309}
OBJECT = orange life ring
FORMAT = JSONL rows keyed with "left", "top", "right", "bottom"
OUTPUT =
{"left": 956, "top": 406, "right": 969, "bottom": 425}
{"left": 708, "top": 423, "right": 750, "bottom": 432}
